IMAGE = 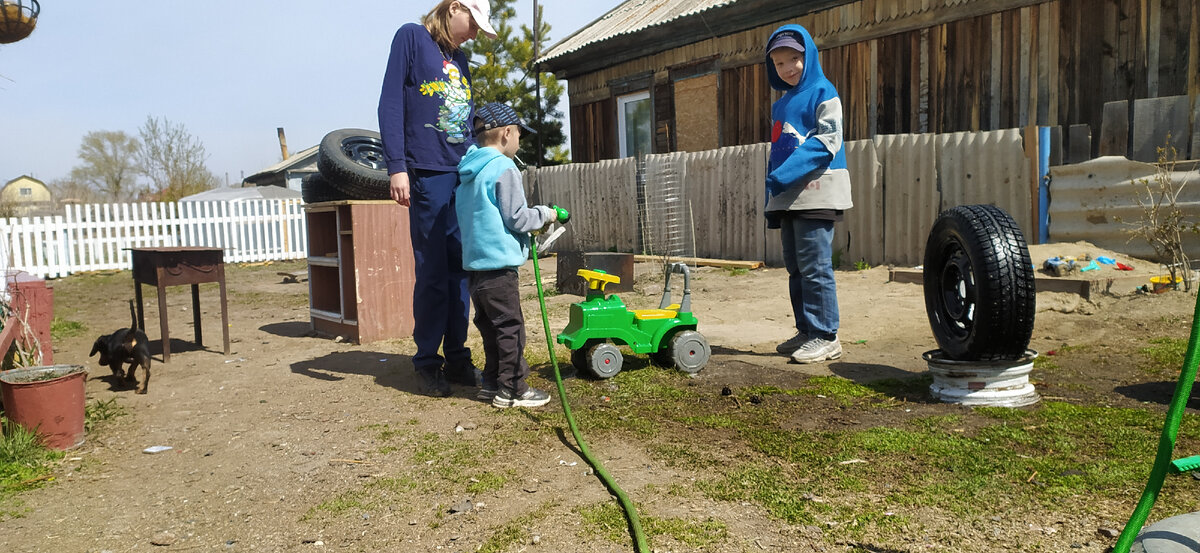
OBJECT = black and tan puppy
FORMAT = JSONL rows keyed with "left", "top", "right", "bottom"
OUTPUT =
{"left": 90, "top": 300, "right": 152, "bottom": 394}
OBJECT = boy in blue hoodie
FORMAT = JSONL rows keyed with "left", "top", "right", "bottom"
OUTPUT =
{"left": 456, "top": 102, "right": 562, "bottom": 408}
{"left": 764, "top": 25, "right": 854, "bottom": 364}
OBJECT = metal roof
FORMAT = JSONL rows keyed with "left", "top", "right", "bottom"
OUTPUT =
{"left": 243, "top": 144, "right": 318, "bottom": 184}
{"left": 535, "top": 0, "right": 849, "bottom": 77}
{"left": 539, "top": 0, "right": 735, "bottom": 67}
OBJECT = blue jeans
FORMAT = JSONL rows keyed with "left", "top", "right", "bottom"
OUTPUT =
{"left": 780, "top": 214, "right": 839, "bottom": 340}
{"left": 408, "top": 169, "right": 471, "bottom": 372}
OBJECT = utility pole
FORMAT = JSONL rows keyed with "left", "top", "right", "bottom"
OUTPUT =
{"left": 533, "top": 0, "right": 542, "bottom": 168}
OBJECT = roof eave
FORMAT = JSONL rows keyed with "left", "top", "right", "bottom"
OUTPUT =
{"left": 538, "top": 0, "right": 850, "bottom": 78}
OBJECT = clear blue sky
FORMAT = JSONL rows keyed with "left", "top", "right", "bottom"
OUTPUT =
{"left": 0, "top": 0, "right": 621, "bottom": 188}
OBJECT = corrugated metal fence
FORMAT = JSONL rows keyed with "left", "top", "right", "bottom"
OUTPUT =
{"left": 530, "top": 128, "right": 1031, "bottom": 267}
{"left": 1048, "top": 156, "right": 1200, "bottom": 261}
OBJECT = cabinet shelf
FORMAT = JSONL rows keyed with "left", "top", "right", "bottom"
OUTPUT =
{"left": 303, "top": 200, "right": 416, "bottom": 343}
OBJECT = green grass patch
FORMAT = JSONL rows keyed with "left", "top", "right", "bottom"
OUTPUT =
{"left": 50, "top": 317, "right": 86, "bottom": 341}
{"left": 411, "top": 432, "right": 491, "bottom": 483}
{"left": 465, "top": 470, "right": 510, "bottom": 494}
{"left": 0, "top": 420, "right": 63, "bottom": 519}
{"left": 301, "top": 475, "right": 421, "bottom": 521}
{"left": 0, "top": 397, "right": 128, "bottom": 518}
{"left": 477, "top": 500, "right": 557, "bottom": 553}
{"left": 85, "top": 398, "right": 126, "bottom": 432}
{"left": 688, "top": 400, "right": 1200, "bottom": 523}
{"left": 1141, "top": 337, "right": 1188, "bottom": 372}
{"left": 745, "top": 375, "right": 909, "bottom": 407}
{"left": 578, "top": 501, "right": 730, "bottom": 549}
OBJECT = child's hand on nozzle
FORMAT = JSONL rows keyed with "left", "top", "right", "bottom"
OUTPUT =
{"left": 532, "top": 205, "right": 557, "bottom": 235}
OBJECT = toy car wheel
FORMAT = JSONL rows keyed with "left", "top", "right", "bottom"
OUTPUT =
{"left": 669, "top": 330, "right": 710, "bottom": 374}
{"left": 650, "top": 347, "right": 673, "bottom": 368}
{"left": 923, "top": 204, "right": 1035, "bottom": 360}
{"left": 570, "top": 347, "right": 590, "bottom": 372}
{"left": 587, "top": 342, "right": 623, "bottom": 379}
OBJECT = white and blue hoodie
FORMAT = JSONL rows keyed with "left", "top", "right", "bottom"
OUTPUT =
{"left": 764, "top": 24, "right": 853, "bottom": 223}
{"left": 456, "top": 145, "right": 555, "bottom": 271}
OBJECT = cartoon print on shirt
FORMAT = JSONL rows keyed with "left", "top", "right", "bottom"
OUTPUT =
{"left": 769, "top": 120, "right": 806, "bottom": 176}
{"left": 418, "top": 60, "right": 472, "bottom": 144}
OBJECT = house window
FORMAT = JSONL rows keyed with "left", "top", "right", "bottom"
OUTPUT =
{"left": 19, "top": 187, "right": 32, "bottom": 196}
{"left": 617, "top": 91, "right": 651, "bottom": 159}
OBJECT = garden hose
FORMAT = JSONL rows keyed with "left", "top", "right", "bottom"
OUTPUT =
{"left": 529, "top": 235, "right": 650, "bottom": 553}
{"left": 1113, "top": 289, "right": 1200, "bottom": 553}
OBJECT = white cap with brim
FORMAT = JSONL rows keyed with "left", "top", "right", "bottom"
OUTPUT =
{"left": 459, "top": 0, "right": 498, "bottom": 40}
{"left": 767, "top": 31, "right": 805, "bottom": 55}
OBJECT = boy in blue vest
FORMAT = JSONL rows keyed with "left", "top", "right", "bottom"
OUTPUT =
{"left": 764, "top": 25, "right": 854, "bottom": 363}
{"left": 456, "top": 102, "right": 562, "bottom": 408}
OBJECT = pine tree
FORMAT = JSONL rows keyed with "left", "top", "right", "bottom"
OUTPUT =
{"left": 465, "top": 0, "right": 567, "bottom": 166}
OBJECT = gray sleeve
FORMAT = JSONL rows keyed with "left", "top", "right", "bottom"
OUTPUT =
{"left": 494, "top": 168, "right": 552, "bottom": 233}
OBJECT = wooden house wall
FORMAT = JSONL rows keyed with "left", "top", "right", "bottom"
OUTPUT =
{"left": 563, "top": 0, "right": 1199, "bottom": 162}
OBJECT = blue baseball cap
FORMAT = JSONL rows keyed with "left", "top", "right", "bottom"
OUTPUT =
{"left": 473, "top": 102, "right": 536, "bottom": 134}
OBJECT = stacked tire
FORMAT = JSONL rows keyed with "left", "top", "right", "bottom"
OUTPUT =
{"left": 301, "top": 128, "right": 392, "bottom": 204}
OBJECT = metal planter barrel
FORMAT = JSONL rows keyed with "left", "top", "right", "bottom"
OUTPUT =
{"left": 1, "top": 364, "right": 88, "bottom": 450}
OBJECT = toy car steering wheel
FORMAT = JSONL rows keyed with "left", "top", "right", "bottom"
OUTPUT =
{"left": 577, "top": 269, "right": 621, "bottom": 292}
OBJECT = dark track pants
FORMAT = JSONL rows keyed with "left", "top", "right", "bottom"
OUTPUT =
{"left": 408, "top": 169, "right": 471, "bottom": 372}
{"left": 468, "top": 269, "right": 529, "bottom": 396}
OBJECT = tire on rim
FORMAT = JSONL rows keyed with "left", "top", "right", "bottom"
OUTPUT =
{"left": 923, "top": 204, "right": 1035, "bottom": 361}
{"left": 317, "top": 128, "right": 390, "bottom": 200}
{"left": 301, "top": 172, "right": 351, "bottom": 204}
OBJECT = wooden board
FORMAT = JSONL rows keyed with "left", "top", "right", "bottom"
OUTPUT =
{"left": 633, "top": 255, "right": 763, "bottom": 270}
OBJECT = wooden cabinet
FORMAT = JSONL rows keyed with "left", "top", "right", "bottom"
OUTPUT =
{"left": 304, "top": 201, "right": 415, "bottom": 343}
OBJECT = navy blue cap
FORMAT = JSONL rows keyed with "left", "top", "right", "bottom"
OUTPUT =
{"left": 473, "top": 102, "right": 536, "bottom": 134}
{"left": 767, "top": 30, "right": 805, "bottom": 55}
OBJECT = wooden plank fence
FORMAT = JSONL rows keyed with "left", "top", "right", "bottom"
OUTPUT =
{"left": 0, "top": 199, "right": 307, "bottom": 279}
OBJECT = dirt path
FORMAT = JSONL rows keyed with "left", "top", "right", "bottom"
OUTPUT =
{"left": 2, "top": 245, "right": 1196, "bottom": 552}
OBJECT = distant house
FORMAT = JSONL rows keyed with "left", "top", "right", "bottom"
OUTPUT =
{"left": 0, "top": 175, "right": 53, "bottom": 217}
{"left": 538, "top": 0, "right": 1200, "bottom": 163}
{"left": 242, "top": 145, "right": 318, "bottom": 191}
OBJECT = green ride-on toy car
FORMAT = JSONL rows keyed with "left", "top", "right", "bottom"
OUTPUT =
{"left": 556, "top": 262, "right": 711, "bottom": 378}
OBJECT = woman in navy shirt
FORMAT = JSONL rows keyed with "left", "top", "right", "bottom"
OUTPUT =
{"left": 378, "top": 0, "right": 496, "bottom": 396}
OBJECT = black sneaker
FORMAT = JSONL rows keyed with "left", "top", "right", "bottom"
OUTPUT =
{"left": 415, "top": 367, "right": 451, "bottom": 397}
{"left": 492, "top": 387, "right": 551, "bottom": 408}
{"left": 445, "top": 363, "right": 481, "bottom": 387}
{"left": 476, "top": 387, "right": 499, "bottom": 401}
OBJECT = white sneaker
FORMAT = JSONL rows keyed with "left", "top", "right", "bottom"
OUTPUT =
{"left": 775, "top": 332, "right": 809, "bottom": 354}
{"left": 791, "top": 337, "right": 842, "bottom": 364}
{"left": 492, "top": 387, "right": 551, "bottom": 408}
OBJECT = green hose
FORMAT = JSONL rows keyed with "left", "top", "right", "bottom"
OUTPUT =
{"left": 529, "top": 238, "right": 650, "bottom": 553}
{"left": 1113, "top": 289, "right": 1200, "bottom": 553}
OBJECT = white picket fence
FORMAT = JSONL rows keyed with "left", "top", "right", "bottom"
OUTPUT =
{"left": 0, "top": 199, "right": 308, "bottom": 279}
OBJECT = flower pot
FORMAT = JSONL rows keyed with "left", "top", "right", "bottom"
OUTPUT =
{"left": 0, "top": 364, "right": 87, "bottom": 450}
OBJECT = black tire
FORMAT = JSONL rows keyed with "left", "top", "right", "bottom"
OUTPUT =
{"left": 317, "top": 128, "right": 390, "bottom": 200}
{"left": 923, "top": 204, "right": 1035, "bottom": 361}
{"left": 301, "top": 172, "right": 351, "bottom": 204}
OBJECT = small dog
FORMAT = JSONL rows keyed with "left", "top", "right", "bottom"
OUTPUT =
{"left": 90, "top": 300, "right": 152, "bottom": 394}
